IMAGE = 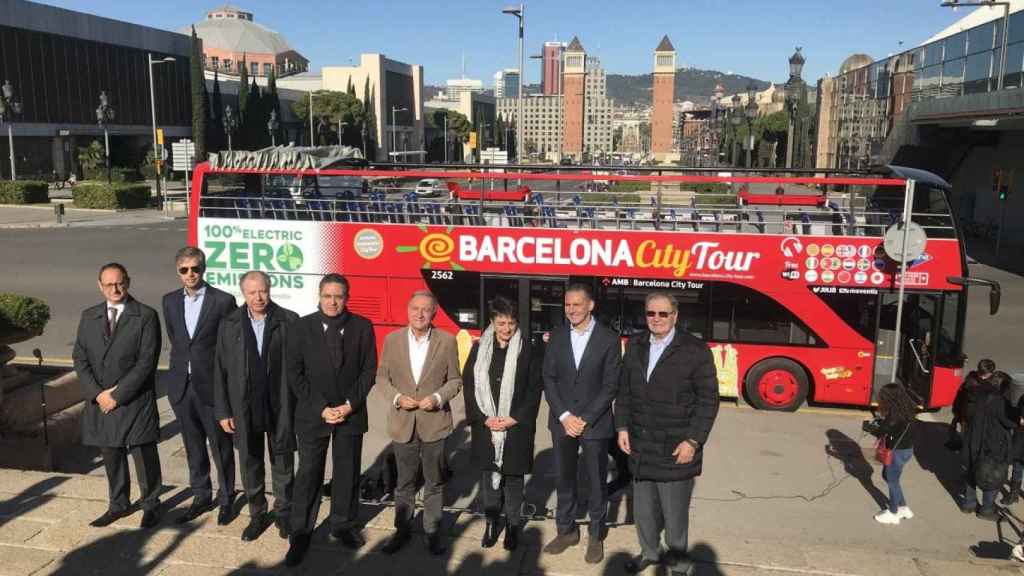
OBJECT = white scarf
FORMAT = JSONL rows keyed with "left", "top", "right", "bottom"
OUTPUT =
{"left": 473, "top": 323, "right": 521, "bottom": 489}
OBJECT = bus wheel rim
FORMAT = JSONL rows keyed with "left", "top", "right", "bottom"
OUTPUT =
{"left": 758, "top": 369, "right": 799, "bottom": 407}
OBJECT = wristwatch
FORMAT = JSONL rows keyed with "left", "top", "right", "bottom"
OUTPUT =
{"left": 684, "top": 439, "right": 700, "bottom": 450}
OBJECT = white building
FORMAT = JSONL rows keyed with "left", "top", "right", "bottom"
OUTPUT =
{"left": 494, "top": 69, "right": 520, "bottom": 98}
{"left": 445, "top": 78, "right": 483, "bottom": 100}
{"left": 497, "top": 95, "right": 563, "bottom": 161}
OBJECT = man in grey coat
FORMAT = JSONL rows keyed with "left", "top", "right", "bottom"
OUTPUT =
{"left": 73, "top": 263, "right": 163, "bottom": 529}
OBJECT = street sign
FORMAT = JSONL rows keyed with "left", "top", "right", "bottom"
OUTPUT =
{"left": 171, "top": 140, "right": 196, "bottom": 171}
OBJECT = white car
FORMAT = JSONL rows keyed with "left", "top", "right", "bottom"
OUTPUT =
{"left": 414, "top": 178, "right": 446, "bottom": 197}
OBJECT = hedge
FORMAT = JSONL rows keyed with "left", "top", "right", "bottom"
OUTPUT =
{"left": 0, "top": 294, "right": 50, "bottom": 336}
{"left": 73, "top": 183, "right": 152, "bottom": 209}
{"left": 82, "top": 167, "right": 144, "bottom": 183}
{"left": 0, "top": 181, "right": 49, "bottom": 204}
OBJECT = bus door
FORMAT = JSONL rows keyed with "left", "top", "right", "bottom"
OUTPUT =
{"left": 874, "top": 292, "right": 939, "bottom": 405}
{"left": 481, "top": 276, "right": 566, "bottom": 356}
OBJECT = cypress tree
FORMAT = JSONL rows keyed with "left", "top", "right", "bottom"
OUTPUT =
{"left": 210, "top": 70, "right": 225, "bottom": 152}
{"left": 189, "top": 27, "right": 207, "bottom": 161}
{"left": 267, "top": 67, "right": 282, "bottom": 146}
{"left": 237, "top": 55, "right": 249, "bottom": 149}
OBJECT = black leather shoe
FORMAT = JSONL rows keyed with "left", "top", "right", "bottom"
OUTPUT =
{"left": 426, "top": 531, "right": 447, "bottom": 556}
{"left": 217, "top": 505, "right": 233, "bottom": 526}
{"left": 331, "top": 527, "right": 366, "bottom": 549}
{"left": 140, "top": 508, "right": 161, "bottom": 529}
{"left": 241, "top": 514, "right": 270, "bottom": 542}
{"left": 175, "top": 499, "right": 215, "bottom": 524}
{"left": 381, "top": 529, "right": 409, "bottom": 555}
{"left": 284, "top": 533, "right": 311, "bottom": 567}
{"left": 502, "top": 522, "right": 519, "bottom": 551}
{"left": 275, "top": 515, "right": 290, "bottom": 539}
{"left": 625, "top": 556, "right": 659, "bottom": 573}
{"left": 89, "top": 508, "right": 130, "bottom": 528}
{"left": 481, "top": 518, "right": 500, "bottom": 548}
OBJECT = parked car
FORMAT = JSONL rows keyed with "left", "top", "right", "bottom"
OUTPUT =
{"left": 414, "top": 178, "right": 446, "bottom": 197}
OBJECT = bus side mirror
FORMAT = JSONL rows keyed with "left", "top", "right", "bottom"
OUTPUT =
{"left": 947, "top": 276, "right": 1001, "bottom": 315}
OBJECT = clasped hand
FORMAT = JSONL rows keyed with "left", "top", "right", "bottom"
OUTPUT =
{"left": 484, "top": 416, "right": 518, "bottom": 432}
{"left": 322, "top": 403, "right": 353, "bottom": 424}
{"left": 397, "top": 394, "right": 439, "bottom": 412}
{"left": 96, "top": 387, "right": 118, "bottom": 414}
{"left": 562, "top": 414, "right": 587, "bottom": 438}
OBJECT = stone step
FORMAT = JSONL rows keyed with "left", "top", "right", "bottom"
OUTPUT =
{"left": 0, "top": 370, "right": 81, "bottom": 430}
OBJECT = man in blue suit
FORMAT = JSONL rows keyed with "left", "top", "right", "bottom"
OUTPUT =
{"left": 542, "top": 283, "right": 621, "bottom": 564}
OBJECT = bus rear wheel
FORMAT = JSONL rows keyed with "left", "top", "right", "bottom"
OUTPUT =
{"left": 745, "top": 358, "right": 808, "bottom": 412}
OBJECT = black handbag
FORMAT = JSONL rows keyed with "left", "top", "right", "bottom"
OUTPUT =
{"left": 975, "top": 453, "right": 1008, "bottom": 491}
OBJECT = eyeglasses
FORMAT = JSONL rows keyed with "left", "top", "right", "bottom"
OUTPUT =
{"left": 101, "top": 282, "right": 127, "bottom": 290}
{"left": 645, "top": 310, "right": 673, "bottom": 318}
{"left": 177, "top": 266, "right": 202, "bottom": 275}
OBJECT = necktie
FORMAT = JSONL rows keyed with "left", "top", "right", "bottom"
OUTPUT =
{"left": 108, "top": 307, "right": 119, "bottom": 337}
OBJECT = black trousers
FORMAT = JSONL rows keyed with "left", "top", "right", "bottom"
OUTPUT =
{"left": 239, "top": 428, "right": 295, "bottom": 517}
{"left": 552, "top": 433, "right": 608, "bottom": 538}
{"left": 291, "top": 430, "right": 363, "bottom": 535}
{"left": 393, "top": 435, "right": 447, "bottom": 534}
{"left": 479, "top": 471, "right": 524, "bottom": 526}
{"left": 100, "top": 442, "right": 162, "bottom": 513}
{"left": 171, "top": 380, "right": 235, "bottom": 505}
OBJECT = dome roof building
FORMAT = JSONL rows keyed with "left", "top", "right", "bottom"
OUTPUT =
{"left": 182, "top": 5, "right": 308, "bottom": 79}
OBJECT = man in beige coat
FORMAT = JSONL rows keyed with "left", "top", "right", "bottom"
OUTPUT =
{"left": 377, "top": 291, "right": 462, "bottom": 556}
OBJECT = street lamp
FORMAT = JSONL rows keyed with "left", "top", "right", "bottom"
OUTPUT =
{"left": 223, "top": 105, "right": 238, "bottom": 151}
{"left": 96, "top": 91, "right": 115, "bottom": 183}
{"left": 729, "top": 96, "right": 742, "bottom": 166}
{"left": 784, "top": 47, "right": 805, "bottom": 169}
{"left": 391, "top": 105, "right": 407, "bottom": 163}
{"left": 148, "top": 53, "right": 175, "bottom": 208}
{"left": 744, "top": 83, "right": 758, "bottom": 168}
{"left": 942, "top": 1, "right": 1010, "bottom": 90}
{"left": 0, "top": 80, "right": 23, "bottom": 181}
{"left": 267, "top": 109, "right": 279, "bottom": 147}
{"left": 502, "top": 4, "right": 524, "bottom": 164}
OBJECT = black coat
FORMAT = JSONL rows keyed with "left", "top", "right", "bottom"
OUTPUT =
{"left": 214, "top": 302, "right": 299, "bottom": 453}
{"left": 161, "top": 284, "right": 236, "bottom": 406}
{"left": 287, "top": 310, "right": 377, "bottom": 438}
{"left": 964, "top": 385, "right": 1016, "bottom": 470}
{"left": 542, "top": 320, "right": 621, "bottom": 440}
{"left": 73, "top": 298, "right": 162, "bottom": 447}
{"left": 614, "top": 330, "right": 720, "bottom": 482}
{"left": 463, "top": 337, "right": 543, "bottom": 475}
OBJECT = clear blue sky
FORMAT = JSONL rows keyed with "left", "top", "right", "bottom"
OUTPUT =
{"left": 44, "top": 0, "right": 969, "bottom": 85}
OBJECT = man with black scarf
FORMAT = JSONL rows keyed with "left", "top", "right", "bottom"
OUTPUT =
{"left": 284, "top": 274, "right": 378, "bottom": 567}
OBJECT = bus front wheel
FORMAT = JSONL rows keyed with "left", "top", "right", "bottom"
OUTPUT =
{"left": 744, "top": 359, "right": 808, "bottom": 412}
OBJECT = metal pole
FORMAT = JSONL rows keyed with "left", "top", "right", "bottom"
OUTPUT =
{"left": 444, "top": 113, "right": 448, "bottom": 163}
{"left": 7, "top": 123, "right": 14, "bottom": 181}
{"left": 517, "top": 4, "right": 525, "bottom": 164}
{"left": 338, "top": 118, "right": 342, "bottom": 144}
{"left": 891, "top": 179, "right": 916, "bottom": 382}
{"left": 309, "top": 91, "right": 314, "bottom": 146}
{"left": 391, "top": 107, "right": 397, "bottom": 163}
{"left": 786, "top": 104, "right": 795, "bottom": 169}
{"left": 148, "top": 53, "right": 162, "bottom": 209}
{"left": 745, "top": 121, "right": 753, "bottom": 168}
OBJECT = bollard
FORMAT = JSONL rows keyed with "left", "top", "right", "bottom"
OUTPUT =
{"left": 53, "top": 203, "right": 65, "bottom": 225}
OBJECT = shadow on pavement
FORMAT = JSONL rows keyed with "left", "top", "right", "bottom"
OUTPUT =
{"left": 913, "top": 421, "right": 965, "bottom": 506}
{"left": 0, "top": 476, "right": 69, "bottom": 529}
{"left": 690, "top": 542, "right": 728, "bottom": 576}
{"left": 825, "top": 428, "right": 888, "bottom": 510}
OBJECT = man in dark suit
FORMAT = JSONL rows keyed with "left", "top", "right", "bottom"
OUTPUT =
{"left": 616, "top": 291, "right": 719, "bottom": 576}
{"left": 284, "top": 274, "right": 378, "bottom": 567}
{"left": 542, "top": 283, "right": 621, "bottom": 564}
{"left": 162, "top": 246, "right": 238, "bottom": 525}
{"left": 214, "top": 271, "right": 299, "bottom": 542}
{"left": 74, "top": 263, "right": 163, "bottom": 529}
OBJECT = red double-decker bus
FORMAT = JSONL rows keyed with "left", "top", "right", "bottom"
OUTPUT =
{"left": 187, "top": 155, "right": 999, "bottom": 412}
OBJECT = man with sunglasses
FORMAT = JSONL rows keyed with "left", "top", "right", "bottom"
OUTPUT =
{"left": 162, "top": 246, "right": 238, "bottom": 525}
{"left": 616, "top": 291, "right": 719, "bottom": 576}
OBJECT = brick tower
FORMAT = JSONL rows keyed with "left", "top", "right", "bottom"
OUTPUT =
{"left": 562, "top": 36, "right": 586, "bottom": 161}
{"left": 651, "top": 35, "right": 677, "bottom": 162}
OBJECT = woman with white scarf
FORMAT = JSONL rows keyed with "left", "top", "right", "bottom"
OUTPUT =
{"left": 463, "top": 296, "right": 543, "bottom": 551}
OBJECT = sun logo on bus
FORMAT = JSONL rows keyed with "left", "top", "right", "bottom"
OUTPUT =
{"left": 276, "top": 243, "right": 304, "bottom": 272}
{"left": 396, "top": 226, "right": 464, "bottom": 271}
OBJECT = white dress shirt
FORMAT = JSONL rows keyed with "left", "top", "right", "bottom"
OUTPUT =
{"left": 647, "top": 328, "right": 676, "bottom": 381}
{"left": 393, "top": 327, "right": 442, "bottom": 408}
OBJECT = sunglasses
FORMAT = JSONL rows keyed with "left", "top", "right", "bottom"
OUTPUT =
{"left": 645, "top": 310, "right": 673, "bottom": 318}
{"left": 178, "top": 266, "right": 203, "bottom": 275}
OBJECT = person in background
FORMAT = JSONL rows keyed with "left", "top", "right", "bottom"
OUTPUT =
{"left": 863, "top": 383, "right": 917, "bottom": 525}
{"left": 962, "top": 371, "right": 1016, "bottom": 520}
{"left": 1004, "top": 374, "right": 1024, "bottom": 505}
